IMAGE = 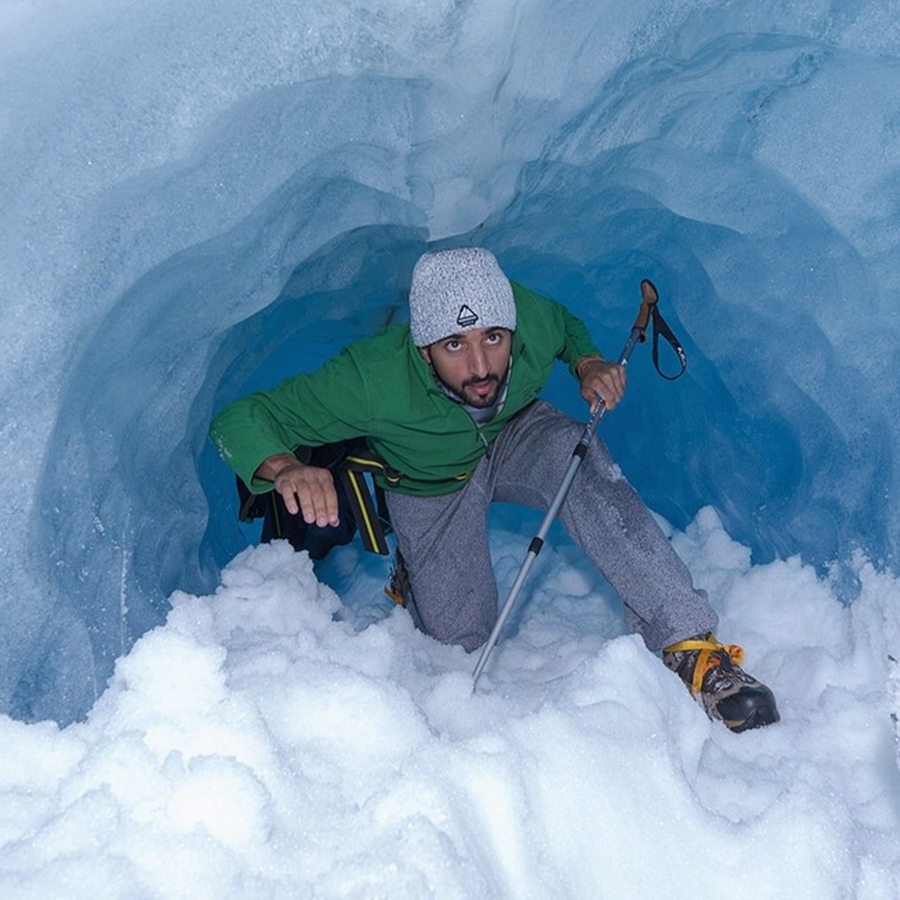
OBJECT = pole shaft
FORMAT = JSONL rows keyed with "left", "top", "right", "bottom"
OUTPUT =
{"left": 472, "top": 281, "right": 658, "bottom": 689}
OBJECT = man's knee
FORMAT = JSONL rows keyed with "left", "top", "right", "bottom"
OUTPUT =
{"left": 407, "top": 575, "right": 496, "bottom": 651}
{"left": 431, "top": 622, "right": 492, "bottom": 653}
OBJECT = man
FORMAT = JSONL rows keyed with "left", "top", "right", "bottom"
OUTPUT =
{"left": 210, "top": 247, "right": 779, "bottom": 732}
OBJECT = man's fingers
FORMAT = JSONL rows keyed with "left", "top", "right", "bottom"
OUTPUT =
{"left": 304, "top": 476, "right": 340, "bottom": 527}
{"left": 582, "top": 362, "right": 626, "bottom": 411}
{"left": 599, "top": 364, "right": 626, "bottom": 407}
{"left": 274, "top": 465, "right": 339, "bottom": 526}
{"left": 282, "top": 487, "right": 301, "bottom": 516}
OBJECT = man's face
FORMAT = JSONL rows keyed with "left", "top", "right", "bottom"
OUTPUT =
{"left": 420, "top": 327, "right": 512, "bottom": 408}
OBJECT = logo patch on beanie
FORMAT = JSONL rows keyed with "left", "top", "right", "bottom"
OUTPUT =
{"left": 456, "top": 304, "right": 479, "bottom": 328}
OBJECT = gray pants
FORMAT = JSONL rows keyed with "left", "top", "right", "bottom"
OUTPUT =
{"left": 385, "top": 401, "right": 717, "bottom": 653}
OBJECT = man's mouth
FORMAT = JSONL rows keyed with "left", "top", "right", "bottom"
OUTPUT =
{"left": 465, "top": 375, "right": 498, "bottom": 392}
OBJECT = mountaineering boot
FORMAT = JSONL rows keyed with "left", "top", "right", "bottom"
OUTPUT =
{"left": 384, "top": 549, "right": 411, "bottom": 606}
{"left": 663, "top": 633, "right": 779, "bottom": 733}
{"left": 384, "top": 549, "right": 425, "bottom": 632}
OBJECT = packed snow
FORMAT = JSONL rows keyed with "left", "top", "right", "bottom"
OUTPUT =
{"left": 2, "top": 509, "right": 899, "bottom": 897}
{"left": 2, "top": 0, "right": 900, "bottom": 895}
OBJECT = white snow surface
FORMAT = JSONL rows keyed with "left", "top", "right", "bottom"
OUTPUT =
{"left": 2, "top": 508, "right": 899, "bottom": 897}
{"left": 3, "top": 0, "right": 900, "bottom": 724}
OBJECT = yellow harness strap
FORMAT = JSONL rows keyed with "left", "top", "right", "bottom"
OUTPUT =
{"left": 338, "top": 453, "right": 393, "bottom": 556}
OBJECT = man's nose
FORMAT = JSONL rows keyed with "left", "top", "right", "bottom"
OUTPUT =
{"left": 469, "top": 346, "right": 490, "bottom": 378}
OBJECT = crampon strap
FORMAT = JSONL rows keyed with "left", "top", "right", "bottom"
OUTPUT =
{"left": 665, "top": 636, "right": 745, "bottom": 697}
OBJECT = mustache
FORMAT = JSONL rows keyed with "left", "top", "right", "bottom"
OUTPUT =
{"left": 462, "top": 373, "right": 500, "bottom": 389}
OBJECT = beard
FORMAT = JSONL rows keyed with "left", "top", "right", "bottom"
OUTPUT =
{"left": 458, "top": 373, "right": 502, "bottom": 408}
{"left": 435, "top": 371, "right": 503, "bottom": 408}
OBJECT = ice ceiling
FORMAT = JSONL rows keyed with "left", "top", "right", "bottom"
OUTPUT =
{"left": 1, "top": 0, "right": 899, "bottom": 723}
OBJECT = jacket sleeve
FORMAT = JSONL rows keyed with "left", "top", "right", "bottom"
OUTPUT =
{"left": 209, "top": 346, "right": 373, "bottom": 493}
{"left": 512, "top": 283, "right": 601, "bottom": 377}
{"left": 557, "top": 303, "right": 602, "bottom": 377}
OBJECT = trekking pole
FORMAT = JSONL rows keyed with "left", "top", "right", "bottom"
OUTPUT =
{"left": 472, "top": 279, "right": 664, "bottom": 690}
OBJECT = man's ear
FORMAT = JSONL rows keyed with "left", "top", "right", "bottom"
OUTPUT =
{"left": 418, "top": 346, "right": 431, "bottom": 364}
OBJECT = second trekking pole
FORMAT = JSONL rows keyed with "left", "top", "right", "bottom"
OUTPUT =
{"left": 472, "top": 278, "right": 662, "bottom": 691}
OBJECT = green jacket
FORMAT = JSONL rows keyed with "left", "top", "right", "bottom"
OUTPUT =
{"left": 210, "top": 283, "right": 601, "bottom": 496}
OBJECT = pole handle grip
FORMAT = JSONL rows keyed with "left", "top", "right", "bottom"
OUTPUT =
{"left": 631, "top": 279, "right": 659, "bottom": 336}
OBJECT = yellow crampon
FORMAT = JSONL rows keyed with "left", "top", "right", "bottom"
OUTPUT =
{"left": 384, "top": 553, "right": 410, "bottom": 606}
{"left": 664, "top": 635, "right": 745, "bottom": 697}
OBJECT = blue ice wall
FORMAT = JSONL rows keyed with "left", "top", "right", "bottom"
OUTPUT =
{"left": 2, "top": 1, "right": 899, "bottom": 723}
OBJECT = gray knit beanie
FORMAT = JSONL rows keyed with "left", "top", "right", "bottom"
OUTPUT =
{"left": 409, "top": 248, "right": 516, "bottom": 347}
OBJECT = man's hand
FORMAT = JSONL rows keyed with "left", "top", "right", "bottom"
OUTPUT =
{"left": 255, "top": 454, "right": 340, "bottom": 527}
{"left": 576, "top": 356, "right": 626, "bottom": 412}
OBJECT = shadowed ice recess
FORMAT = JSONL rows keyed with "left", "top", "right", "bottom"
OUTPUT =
{"left": 2, "top": 0, "right": 899, "bottom": 723}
